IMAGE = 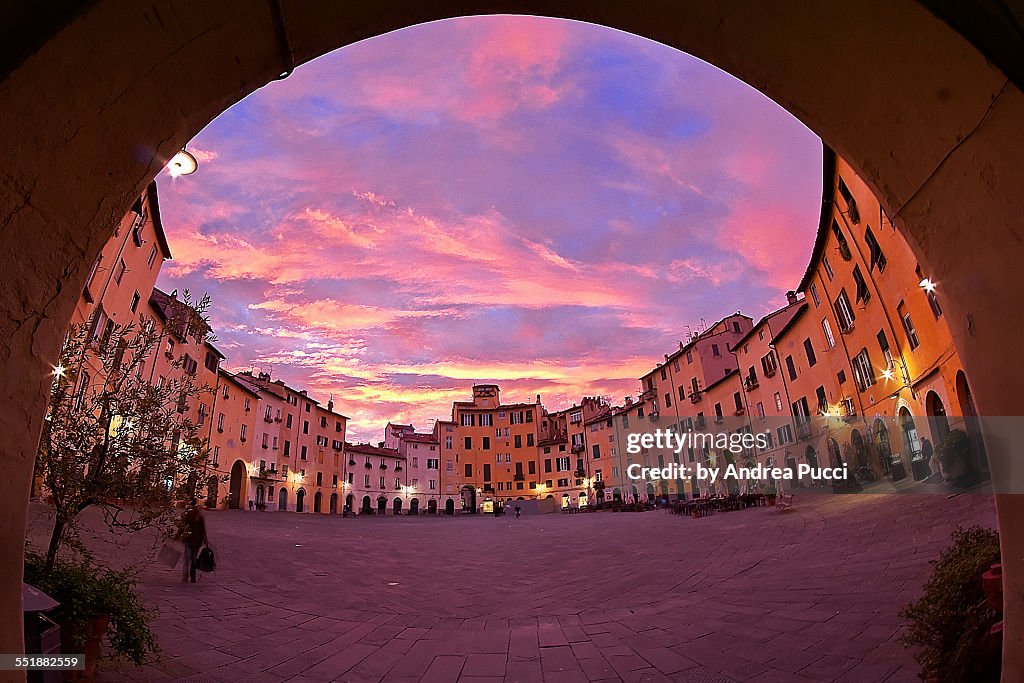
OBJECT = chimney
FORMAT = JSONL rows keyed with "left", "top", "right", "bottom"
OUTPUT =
{"left": 786, "top": 290, "right": 798, "bottom": 305}
{"left": 327, "top": 398, "right": 334, "bottom": 412}
{"left": 536, "top": 394, "right": 541, "bottom": 404}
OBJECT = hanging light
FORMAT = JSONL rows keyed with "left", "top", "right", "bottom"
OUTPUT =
{"left": 52, "top": 364, "right": 66, "bottom": 377}
{"left": 881, "top": 368, "right": 895, "bottom": 381}
{"left": 919, "top": 278, "right": 936, "bottom": 293}
{"left": 166, "top": 148, "right": 198, "bottom": 177}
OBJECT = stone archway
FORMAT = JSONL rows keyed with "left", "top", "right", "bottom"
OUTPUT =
{"left": 330, "top": 492, "right": 338, "bottom": 514}
{"left": 205, "top": 475, "right": 219, "bottom": 509}
{"left": 278, "top": 487, "right": 288, "bottom": 512}
{"left": 393, "top": 497, "right": 402, "bottom": 515}
{"left": 313, "top": 491, "right": 322, "bottom": 514}
{"left": 445, "top": 498, "right": 455, "bottom": 515}
{"left": 296, "top": 488, "right": 306, "bottom": 513}
{"left": 2, "top": 1, "right": 1024, "bottom": 668}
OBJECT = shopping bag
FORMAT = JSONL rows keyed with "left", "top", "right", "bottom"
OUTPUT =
{"left": 158, "top": 540, "right": 183, "bottom": 568}
{"left": 196, "top": 544, "right": 216, "bottom": 572}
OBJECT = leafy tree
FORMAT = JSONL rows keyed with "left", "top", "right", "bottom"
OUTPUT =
{"left": 36, "top": 291, "right": 215, "bottom": 571}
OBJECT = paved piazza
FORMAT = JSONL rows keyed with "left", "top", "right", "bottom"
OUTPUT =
{"left": 28, "top": 491, "right": 996, "bottom": 682}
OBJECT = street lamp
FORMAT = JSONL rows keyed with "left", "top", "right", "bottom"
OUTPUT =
{"left": 166, "top": 148, "right": 198, "bottom": 177}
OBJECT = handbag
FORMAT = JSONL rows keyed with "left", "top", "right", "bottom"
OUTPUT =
{"left": 196, "top": 544, "right": 216, "bottom": 572}
{"left": 158, "top": 541, "right": 183, "bottom": 568}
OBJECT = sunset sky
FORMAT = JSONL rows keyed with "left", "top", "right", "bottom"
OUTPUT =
{"left": 156, "top": 16, "right": 822, "bottom": 442}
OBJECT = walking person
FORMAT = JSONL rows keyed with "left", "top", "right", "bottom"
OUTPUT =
{"left": 178, "top": 499, "right": 207, "bottom": 584}
{"left": 514, "top": 504, "right": 521, "bottom": 519}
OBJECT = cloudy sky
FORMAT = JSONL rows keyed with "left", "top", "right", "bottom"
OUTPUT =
{"left": 156, "top": 16, "right": 822, "bottom": 441}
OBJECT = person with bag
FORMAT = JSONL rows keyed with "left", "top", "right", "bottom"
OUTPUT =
{"left": 178, "top": 499, "right": 207, "bottom": 583}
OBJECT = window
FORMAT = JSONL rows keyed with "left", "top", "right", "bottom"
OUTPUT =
{"left": 147, "top": 245, "right": 158, "bottom": 268}
{"left": 899, "top": 303, "right": 920, "bottom": 349}
{"left": 777, "top": 425, "right": 793, "bottom": 444}
{"left": 283, "top": 439, "right": 290, "bottom": 456}
{"left": 445, "top": 436, "right": 452, "bottom": 449}
{"left": 182, "top": 354, "right": 198, "bottom": 376}
{"left": 130, "top": 291, "right": 140, "bottom": 313}
{"left": 514, "top": 435, "right": 522, "bottom": 448}
{"left": 877, "top": 330, "right": 895, "bottom": 369}
{"left": 673, "top": 360, "right": 680, "bottom": 372}
{"left": 204, "top": 351, "right": 219, "bottom": 373}
{"left": 212, "top": 446, "right": 220, "bottom": 466}
{"left": 464, "top": 436, "right": 472, "bottom": 449}
{"left": 852, "top": 265, "right": 870, "bottom": 303}
{"left": 712, "top": 343, "right": 721, "bottom": 357}
{"left": 831, "top": 218, "right": 851, "bottom": 257}
{"left": 821, "top": 318, "right": 835, "bottom": 348}
{"left": 511, "top": 412, "right": 524, "bottom": 425}
{"left": 760, "top": 352, "right": 777, "bottom": 377}
{"left": 113, "top": 258, "right": 127, "bottom": 285}
{"left": 300, "top": 445, "right": 308, "bottom": 460}
{"left": 756, "top": 402, "right": 765, "bottom": 419}
{"left": 364, "top": 474, "right": 370, "bottom": 487}
{"left": 678, "top": 385, "right": 685, "bottom": 401}
{"left": 865, "top": 226, "right": 887, "bottom": 271}
{"left": 803, "top": 338, "right": 817, "bottom": 367}
{"left": 556, "top": 457, "right": 570, "bottom": 471}
{"left": 823, "top": 256, "right": 834, "bottom": 280}
{"left": 926, "top": 288, "right": 942, "bottom": 319}
{"left": 427, "top": 458, "right": 439, "bottom": 469}
{"left": 660, "top": 368, "right": 667, "bottom": 381}
{"left": 240, "top": 424, "right": 247, "bottom": 441}
{"left": 465, "top": 463, "right": 472, "bottom": 477}
{"left": 302, "top": 420, "right": 309, "bottom": 434}
{"left": 482, "top": 437, "right": 490, "bottom": 450}
{"left": 479, "top": 413, "right": 492, "bottom": 426}
{"left": 217, "top": 413, "right": 224, "bottom": 432}
{"left": 815, "top": 386, "right": 828, "bottom": 414}
{"left": 379, "top": 476, "right": 385, "bottom": 488}
{"left": 525, "top": 410, "right": 533, "bottom": 423}
{"left": 732, "top": 321, "right": 742, "bottom": 333}
{"left": 774, "top": 392, "right": 783, "bottom": 412}
{"left": 243, "top": 397, "right": 250, "bottom": 411}
{"left": 809, "top": 283, "right": 820, "bottom": 306}
{"left": 429, "top": 479, "right": 437, "bottom": 490}
{"left": 785, "top": 355, "right": 797, "bottom": 381}
{"left": 527, "top": 433, "right": 534, "bottom": 447}
{"left": 686, "top": 350, "right": 693, "bottom": 364}
{"left": 733, "top": 392, "right": 743, "bottom": 413}
{"left": 852, "top": 348, "right": 876, "bottom": 391}
{"left": 837, "top": 370, "right": 847, "bottom": 385}
{"left": 664, "top": 392, "right": 671, "bottom": 408}
{"left": 592, "top": 444, "right": 601, "bottom": 459}
{"left": 316, "top": 472, "right": 323, "bottom": 486}
{"left": 834, "top": 289, "right": 855, "bottom": 332}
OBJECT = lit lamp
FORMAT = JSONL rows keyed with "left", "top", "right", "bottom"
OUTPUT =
{"left": 919, "top": 277, "right": 936, "bottom": 293}
{"left": 166, "top": 148, "right": 198, "bottom": 177}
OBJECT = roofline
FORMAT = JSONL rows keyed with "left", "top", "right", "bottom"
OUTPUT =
{"left": 796, "top": 146, "right": 838, "bottom": 292}
{"left": 729, "top": 300, "right": 804, "bottom": 351}
{"left": 146, "top": 181, "right": 172, "bottom": 260}
{"left": 769, "top": 303, "right": 810, "bottom": 344}
{"left": 218, "top": 369, "right": 261, "bottom": 399}
{"left": 646, "top": 312, "right": 754, "bottom": 378}
{"left": 703, "top": 368, "right": 741, "bottom": 393}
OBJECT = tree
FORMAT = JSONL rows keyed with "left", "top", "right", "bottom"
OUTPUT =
{"left": 36, "top": 292, "right": 215, "bottom": 571}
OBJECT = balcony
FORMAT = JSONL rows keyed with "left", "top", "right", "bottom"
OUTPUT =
{"left": 744, "top": 378, "right": 759, "bottom": 390}
{"left": 641, "top": 388, "right": 656, "bottom": 401}
{"left": 571, "top": 444, "right": 585, "bottom": 453}
{"left": 714, "top": 415, "right": 724, "bottom": 425}
{"left": 274, "top": 416, "right": 282, "bottom": 422}
{"left": 394, "top": 465, "right": 403, "bottom": 472}
{"left": 690, "top": 392, "right": 703, "bottom": 404}
{"left": 694, "top": 417, "right": 707, "bottom": 430}
{"left": 379, "top": 463, "right": 388, "bottom": 470}
{"left": 364, "top": 462, "right": 372, "bottom": 469}
{"left": 796, "top": 421, "right": 813, "bottom": 441}
{"left": 258, "top": 467, "right": 279, "bottom": 479}
{"left": 349, "top": 459, "right": 356, "bottom": 466}
{"left": 263, "top": 415, "right": 274, "bottom": 423}
{"left": 261, "top": 443, "right": 268, "bottom": 449}
{"left": 648, "top": 410, "right": 659, "bottom": 421}
{"left": 573, "top": 470, "right": 586, "bottom": 479}
{"left": 763, "top": 367, "right": 777, "bottom": 378}
{"left": 734, "top": 408, "right": 745, "bottom": 416}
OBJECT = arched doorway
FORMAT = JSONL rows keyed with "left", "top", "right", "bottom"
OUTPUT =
{"left": 330, "top": 492, "right": 338, "bottom": 515}
{"left": 255, "top": 484, "right": 265, "bottom": 510}
{"left": 645, "top": 483, "right": 655, "bottom": 501}
{"left": 278, "top": 487, "right": 288, "bottom": 512}
{"left": 345, "top": 493, "right": 354, "bottom": 514}
{"left": 827, "top": 438, "right": 842, "bottom": 468}
{"left": 784, "top": 452, "right": 799, "bottom": 488}
{"left": 410, "top": 498, "right": 420, "bottom": 515}
{"left": 900, "top": 408, "right": 926, "bottom": 481}
{"left": 927, "top": 390, "right": 951, "bottom": 450}
{"left": 296, "top": 488, "right": 306, "bottom": 513}
{"left": 3, "top": 3, "right": 1024, "bottom": 670}
{"left": 460, "top": 486, "right": 475, "bottom": 514}
{"left": 376, "top": 496, "right": 387, "bottom": 515}
{"left": 804, "top": 446, "right": 819, "bottom": 486}
{"left": 228, "top": 460, "right": 246, "bottom": 510}
{"left": 956, "top": 370, "right": 988, "bottom": 475}
{"left": 205, "top": 475, "right": 219, "bottom": 509}
{"left": 393, "top": 497, "right": 403, "bottom": 515}
{"left": 313, "top": 491, "right": 322, "bottom": 513}
{"left": 428, "top": 499, "right": 438, "bottom": 514}
{"left": 561, "top": 493, "right": 570, "bottom": 509}
{"left": 445, "top": 498, "right": 455, "bottom": 515}
{"left": 360, "top": 495, "right": 371, "bottom": 514}
{"left": 612, "top": 488, "right": 622, "bottom": 502}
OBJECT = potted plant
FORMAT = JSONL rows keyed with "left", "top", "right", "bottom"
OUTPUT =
{"left": 900, "top": 526, "right": 1001, "bottom": 681}
{"left": 936, "top": 429, "right": 971, "bottom": 481}
{"left": 24, "top": 551, "right": 158, "bottom": 679}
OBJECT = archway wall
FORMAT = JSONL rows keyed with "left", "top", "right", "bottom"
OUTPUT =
{"left": 2, "top": 0, "right": 1024, "bottom": 666}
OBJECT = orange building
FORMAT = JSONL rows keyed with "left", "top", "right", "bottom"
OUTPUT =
{"left": 450, "top": 384, "right": 544, "bottom": 513}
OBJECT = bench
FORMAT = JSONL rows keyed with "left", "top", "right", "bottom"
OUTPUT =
{"left": 776, "top": 494, "right": 795, "bottom": 512}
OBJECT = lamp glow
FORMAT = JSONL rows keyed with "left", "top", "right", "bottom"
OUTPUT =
{"left": 166, "top": 149, "right": 198, "bottom": 177}
{"left": 52, "top": 364, "right": 65, "bottom": 377}
{"left": 881, "top": 368, "right": 895, "bottom": 381}
{"left": 919, "top": 278, "right": 936, "bottom": 293}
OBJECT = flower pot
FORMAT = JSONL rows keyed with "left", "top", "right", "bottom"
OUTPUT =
{"left": 62, "top": 613, "right": 109, "bottom": 681}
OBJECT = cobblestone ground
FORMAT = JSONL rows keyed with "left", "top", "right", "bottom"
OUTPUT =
{"left": 27, "top": 489, "right": 996, "bottom": 682}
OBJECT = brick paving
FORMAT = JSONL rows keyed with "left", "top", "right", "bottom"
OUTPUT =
{"left": 27, "top": 490, "right": 996, "bottom": 682}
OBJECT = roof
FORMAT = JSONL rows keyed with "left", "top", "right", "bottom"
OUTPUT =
{"left": 218, "top": 369, "right": 261, "bottom": 399}
{"left": 703, "top": 368, "right": 741, "bottom": 394}
{"left": 149, "top": 287, "right": 213, "bottom": 344}
{"left": 730, "top": 300, "right": 805, "bottom": 351}
{"left": 401, "top": 432, "right": 438, "bottom": 445}
{"left": 146, "top": 181, "right": 173, "bottom": 260}
{"left": 769, "top": 303, "right": 810, "bottom": 344}
{"left": 344, "top": 442, "right": 405, "bottom": 459}
{"left": 796, "top": 146, "right": 838, "bottom": 292}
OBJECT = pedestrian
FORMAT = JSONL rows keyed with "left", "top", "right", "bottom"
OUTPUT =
{"left": 248, "top": 499, "right": 254, "bottom": 511}
{"left": 178, "top": 498, "right": 207, "bottom": 584}
{"left": 514, "top": 504, "right": 521, "bottom": 519}
{"left": 921, "top": 437, "right": 934, "bottom": 475}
